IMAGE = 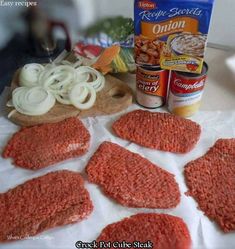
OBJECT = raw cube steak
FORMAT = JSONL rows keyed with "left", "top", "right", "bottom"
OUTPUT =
{"left": 97, "top": 213, "right": 191, "bottom": 249}
{"left": 184, "top": 139, "right": 235, "bottom": 232}
{"left": 86, "top": 141, "right": 180, "bottom": 208}
{"left": 112, "top": 110, "right": 201, "bottom": 153}
{"left": 0, "top": 170, "right": 93, "bottom": 242}
{"left": 3, "top": 117, "right": 90, "bottom": 170}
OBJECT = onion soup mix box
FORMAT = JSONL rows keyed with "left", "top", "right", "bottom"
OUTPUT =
{"left": 134, "top": 0, "right": 215, "bottom": 74}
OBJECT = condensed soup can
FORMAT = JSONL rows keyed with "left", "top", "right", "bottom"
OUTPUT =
{"left": 168, "top": 62, "right": 208, "bottom": 117}
{"left": 136, "top": 65, "right": 169, "bottom": 109}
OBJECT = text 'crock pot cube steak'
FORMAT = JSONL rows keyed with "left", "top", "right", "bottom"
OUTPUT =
{"left": 3, "top": 117, "right": 90, "bottom": 170}
{"left": 184, "top": 139, "right": 235, "bottom": 232}
{"left": 86, "top": 141, "right": 180, "bottom": 209}
{"left": 96, "top": 213, "right": 191, "bottom": 249}
{"left": 112, "top": 110, "right": 201, "bottom": 153}
{"left": 0, "top": 170, "right": 93, "bottom": 242}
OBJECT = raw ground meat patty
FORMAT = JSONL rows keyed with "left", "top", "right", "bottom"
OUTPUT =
{"left": 96, "top": 213, "right": 191, "bottom": 249}
{"left": 184, "top": 139, "right": 235, "bottom": 232}
{"left": 86, "top": 141, "right": 180, "bottom": 208}
{"left": 0, "top": 170, "right": 93, "bottom": 242}
{"left": 112, "top": 110, "right": 201, "bottom": 153}
{"left": 3, "top": 117, "right": 90, "bottom": 170}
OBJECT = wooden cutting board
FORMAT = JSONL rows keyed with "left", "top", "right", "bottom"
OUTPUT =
{"left": 7, "top": 70, "right": 133, "bottom": 127}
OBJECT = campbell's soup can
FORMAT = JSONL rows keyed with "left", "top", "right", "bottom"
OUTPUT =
{"left": 136, "top": 65, "right": 169, "bottom": 109}
{"left": 168, "top": 62, "right": 208, "bottom": 117}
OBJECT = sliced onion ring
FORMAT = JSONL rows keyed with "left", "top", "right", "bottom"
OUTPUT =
{"left": 43, "top": 71, "right": 74, "bottom": 91}
{"left": 76, "top": 66, "right": 105, "bottom": 92}
{"left": 75, "top": 72, "right": 90, "bottom": 84}
{"left": 69, "top": 83, "right": 96, "bottom": 110}
{"left": 54, "top": 92, "right": 71, "bottom": 105}
{"left": 76, "top": 86, "right": 89, "bottom": 103}
{"left": 19, "top": 63, "right": 44, "bottom": 87}
{"left": 38, "top": 65, "right": 76, "bottom": 87}
{"left": 12, "top": 86, "right": 55, "bottom": 116}
{"left": 6, "top": 100, "right": 14, "bottom": 107}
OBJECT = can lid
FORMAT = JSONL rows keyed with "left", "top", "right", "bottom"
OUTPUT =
{"left": 136, "top": 64, "right": 164, "bottom": 72}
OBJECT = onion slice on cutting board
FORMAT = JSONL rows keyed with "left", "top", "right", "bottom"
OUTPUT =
{"left": 11, "top": 86, "right": 55, "bottom": 116}
{"left": 69, "top": 83, "right": 96, "bottom": 110}
{"left": 19, "top": 64, "right": 44, "bottom": 87}
{"left": 10, "top": 61, "right": 107, "bottom": 116}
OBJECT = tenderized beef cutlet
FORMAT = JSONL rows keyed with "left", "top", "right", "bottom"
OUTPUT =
{"left": 0, "top": 170, "right": 93, "bottom": 242}
{"left": 184, "top": 139, "right": 235, "bottom": 232}
{"left": 112, "top": 110, "right": 201, "bottom": 153}
{"left": 86, "top": 141, "right": 180, "bottom": 209}
{"left": 96, "top": 213, "right": 191, "bottom": 249}
{"left": 3, "top": 117, "right": 90, "bottom": 170}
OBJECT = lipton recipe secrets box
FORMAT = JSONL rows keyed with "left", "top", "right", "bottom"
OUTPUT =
{"left": 134, "top": 0, "right": 215, "bottom": 74}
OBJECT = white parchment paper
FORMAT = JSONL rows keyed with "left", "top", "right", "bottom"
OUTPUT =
{"left": 0, "top": 88, "right": 234, "bottom": 249}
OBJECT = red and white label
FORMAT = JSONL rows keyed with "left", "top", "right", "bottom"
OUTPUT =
{"left": 170, "top": 72, "right": 206, "bottom": 95}
{"left": 138, "top": 0, "right": 156, "bottom": 10}
{"left": 168, "top": 71, "right": 208, "bottom": 116}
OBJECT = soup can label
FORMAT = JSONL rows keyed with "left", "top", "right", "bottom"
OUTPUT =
{"left": 136, "top": 66, "right": 169, "bottom": 108}
{"left": 168, "top": 62, "right": 208, "bottom": 117}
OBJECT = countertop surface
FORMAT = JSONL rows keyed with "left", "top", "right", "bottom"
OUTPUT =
{"left": 116, "top": 47, "right": 235, "bottom": 112}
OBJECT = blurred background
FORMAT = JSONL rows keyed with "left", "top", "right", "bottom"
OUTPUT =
{"left": 0, "top": 0, "right": 234, "bottom": 93}
{"left": 0, "top": 0, "right": 234, "bottom": 49}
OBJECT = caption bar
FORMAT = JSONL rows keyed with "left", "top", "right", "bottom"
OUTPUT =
{"left": 75, "top": 241, "right": 153, "bottom": 249}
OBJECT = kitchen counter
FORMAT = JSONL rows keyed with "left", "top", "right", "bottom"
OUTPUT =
{"left": 116, "top": 47, "right": 235, "bottom": 111}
